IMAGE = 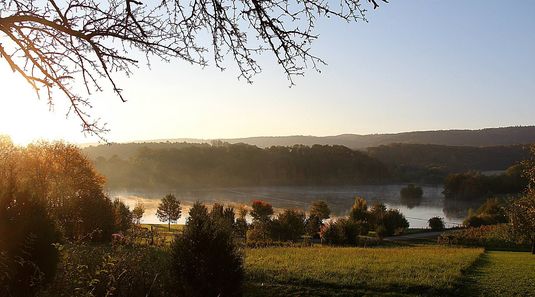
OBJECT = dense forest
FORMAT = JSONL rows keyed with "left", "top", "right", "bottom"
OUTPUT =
{"left": 368, "top": 143, "right": 529, "bottom": 172}
{"left": 368, "top": 144, "right": 530, "bottom": 183}
{"left": 92, "top": 144, "right": 390, "bottom": 189}
{"left": 87, "top": 142, "right": 530, "bottom": 189}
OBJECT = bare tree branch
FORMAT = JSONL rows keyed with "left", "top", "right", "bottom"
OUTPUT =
{"left": 0, "top": 0, "right": 385, "bottom": 139}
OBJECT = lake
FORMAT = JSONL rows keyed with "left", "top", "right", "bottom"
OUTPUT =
{"left": 111, "top": 185, "right": 480, "bottom": 228}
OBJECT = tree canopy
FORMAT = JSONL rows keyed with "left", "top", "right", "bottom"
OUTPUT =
{"left": 0, "top": 0, "right": 384, "bottom": 136}
{"left": 156, "top": 194, "right": 182, "bottom": 230}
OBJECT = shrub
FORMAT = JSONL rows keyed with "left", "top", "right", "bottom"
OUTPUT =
{"left": 247, "top": 223, "right": 271, "bottom": 242}
{"left": 382, "top": 209, "right": 409, "bottom": 236}
{"left": 320, "top": 220, "right": 343, "bottom": 245}
{"left": 508, "top": 194, "right": 535, "bottom": 254}
{"left": 271, "top": 209, "right": 305, "bottom": 242}
{"left": 306, "top": 200, "right": 331, "bottom": 238}
{"left": 304, "top": 215, "right": 323, "bottom": 238}
{"left": 113, "top": 199, "right": 133, "bottom": 233}
{"left": 250, "top": 200, "right": 273, "bottom": 224}
{"left": 171, "top": 202, "right": 243, "bottom": 297}
{"left": 309, "top": 200, "right": 331, "bottom": 220}
{"left": 0, "top": 191, "right": 60, "bottom": 297}
{"left": 349, "top": 196, "right": 368, "bottom": 222}
{"left": 437, "top": 224, "right": 529, "bottom": 250}
{"left": 234, "top": 206, "right": 249, "bottom": 239}
{"left": 320, "top": 219, "right": 369, "bottom": 245}
{"left": 375, "top": 225, "right": 388, "bottom": 239}
{"left": 463, "top": 198, "right": 508, "bottom": 227}
{"left": 428, "top": 217, "right": 445, "bottom": 231}
{"left": 41, "top": 244, "right": 173, "bottom": 297}
{"left": 367, "top": 202, "right": 387, "bottom": 229}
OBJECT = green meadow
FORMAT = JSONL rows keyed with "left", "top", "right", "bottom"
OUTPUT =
{"left": 245, "top": 246, "right": 484, "bottom": 297}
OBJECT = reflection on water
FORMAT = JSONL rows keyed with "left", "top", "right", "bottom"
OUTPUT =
{"left": 110, "top": 185, "right": 479, "bottom": 228}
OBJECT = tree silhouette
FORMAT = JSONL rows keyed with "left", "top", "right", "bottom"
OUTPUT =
{"left": 156, "top": 194, "right": 182, "bottom": 231}
{"left": 132, "top": 202, "right": 145, "bottom": 225}
{"left": 0, "top": 0, "right": 385, "bottom": 137}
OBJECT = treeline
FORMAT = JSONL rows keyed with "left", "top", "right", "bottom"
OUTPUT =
{"left": 368, "top": 143, "right": 530, "bottom": 183}
{"left": 92, "top": 143, "right": 391, "bottom": 189}
{"left": 86, "top": 142, "right": 530, "bottom": 188}
{"left": 83, "top": 141, "right": 210, "bottom": 160}
{"left": 443, "top": 164, "right": 528, "bottom": 201}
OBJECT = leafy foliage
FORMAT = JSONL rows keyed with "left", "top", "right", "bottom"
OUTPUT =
{"left": 438, "top": 224, "right": 529, "bottom": 250}
{"left": 508, "top": 194, "right": 535, "bottom": 253}
{"left": 463, "top": 198, "right": 508, "bottom": 227}
{"left": 171, "top": 202, "right": 244, "bottom": 297}
{"left": 250, "top": 200, "right": 274, "bottom": 224}
{"left": 0, "top": 191, "right": 60, "bottom": 297}
{"left": 428, "top": 216, "right": 445, "bottom": 231}
{"left": 349, "top": 196, "right": 368, "bottom": 222}
{"left": 92, "top": 144, "right": 390, "bottom": 188}
{"left": 0, "top": 139, "right": 116, "bottom": 242}
{"left": 443, "top": 167, "right": 527, "bottom": 200}
{"left": 156, "top": 194, "right": 181, "bottom": 231}
{"left": 271, "top": 209, "right": 306, "bottom": 242}
{"left": 132, "top": 202, "right": 145, "bottom": 225}
{"left": 308, "top": 201, "right": 331, "bottom": 220}
{"left": 113, "top": 200, "right": 133, "bottom": 233}
{"left": 41, "top": 244, "right": 173, "bottom": 297}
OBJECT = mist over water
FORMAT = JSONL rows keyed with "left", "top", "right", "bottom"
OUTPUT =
{"left": 112, "top": 184, "right": 478, "bottom": 228}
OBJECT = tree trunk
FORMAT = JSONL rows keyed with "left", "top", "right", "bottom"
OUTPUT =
{"left": 168, "top": 220, "right": 171, "bottom": 232}
{"left": 532, "top": 239, "right": 534, "bottom": 255}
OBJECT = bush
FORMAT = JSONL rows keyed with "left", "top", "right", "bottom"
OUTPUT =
{"left": 428, "top": 217, "right": 445, "bottom": 231}
{"left": 271, "top": 209, "right": 305, "bottom": 242}
{"left": 382, "top": 209, "right": 409, "bottom": 236}
{"left": 246, "top": 223, "right": 271, "bottom": 242}
{"left": 0, "top": 191, "right": 60, "bottom": 297}
{"left": 41, "top": 244, "right": 173, "bottom": 297}
{"left": 304, "top": 215, "right": 323, "bottom": 238}
{"left": 320, "top": 220, "right": 343, "bottom": 245}
{"left": 463, "top": 198, "right": 508, "bottom": 227}
{"left": 437, "top": 224, "right": 529, "bottom": 250}
{"left": 320, "top": 219, "right": 369, "bottom": 245}
{"left": 171, "top": 202, "right": 243, "bottom": 297}
{"left": 113, "top": 199, "right": 133, "bottom": 233}
{"left": 375, "top": 225, "right": 388, "bottom": 239}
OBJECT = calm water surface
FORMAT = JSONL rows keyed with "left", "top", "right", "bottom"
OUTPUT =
{"left": 111, "top": 185, "right": 480, "bottom": 228}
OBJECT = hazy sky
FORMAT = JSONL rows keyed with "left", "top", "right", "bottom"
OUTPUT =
{"left": 1, "top": 0, "right": 534, "bottom": 145}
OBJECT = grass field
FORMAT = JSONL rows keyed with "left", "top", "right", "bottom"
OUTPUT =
{"left": 461, "top": 251, "right": 535, "bottom": 297}
{"left": 245, "top": 246, "right": 484, "bottom": 297}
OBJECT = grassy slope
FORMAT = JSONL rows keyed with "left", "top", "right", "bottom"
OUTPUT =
{"left": 245, "top": 246, "right": 483, "bottom": 297}
{"left": 461, "top": 251, "right": 535, "bottom": 297}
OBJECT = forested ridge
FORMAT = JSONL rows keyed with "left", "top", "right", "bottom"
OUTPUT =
{"left": 86, "top": 142, "right": 531, "bottom": 189}
{"left": 92, "top": 144, "right": 390, "bottom": 189}
{"left": 368, "top": 144, "right": 530, "bottom": 172}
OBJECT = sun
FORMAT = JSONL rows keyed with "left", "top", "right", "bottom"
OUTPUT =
{"left": 0, "top": 67, "right": 84, "bottom": 145}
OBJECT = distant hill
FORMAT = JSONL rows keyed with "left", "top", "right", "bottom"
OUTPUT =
{"left": 107, "top": 126, "right": 535, "bottom": 150}
{"left": 216, "top": 126, "right": 535, "bottom": 149}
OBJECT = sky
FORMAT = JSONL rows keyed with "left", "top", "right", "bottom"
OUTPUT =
{"left": 1, "top": 0, "right": 534, "bottom": 145}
